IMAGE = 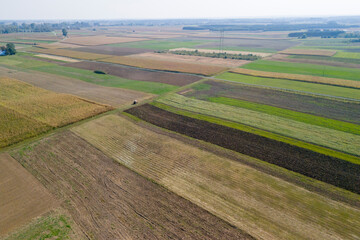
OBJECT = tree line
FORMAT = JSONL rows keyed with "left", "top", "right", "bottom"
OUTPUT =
{"left": 0, "top": 43, "right": 16, "bottom": 55}
{"left": 0, "top": 22, "right": 91, "bottom": 34}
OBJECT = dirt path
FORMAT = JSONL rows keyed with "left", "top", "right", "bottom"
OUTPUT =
{"left": 11, "top": 131, "right": 252, "bottom": 240}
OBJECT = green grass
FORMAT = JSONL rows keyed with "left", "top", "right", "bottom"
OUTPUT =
{"left": 157, "top": 94, "right": 360, "bottom": 156}
{"left": 288, "top": 54, "right": 360, "bottom": 64}
{"left": 32, "top": 65, "right": 178, "bottom": 95}
{"left": 206, "top": 96, "right": 359, "bottom": 135}
{"left": 109, "top": 39, "right": 213, "bottom": 50}
{"left": 216, "top": 72, "right": 360, "bottom": 100}
{"left": 151, "top": 101, "right": 360, "bottom": 164}
{"left": 242, "top": 60, "right": 360, "bottom": 81}
{"left": 334, "top": 51, "right": 360, "bottom": 59}
{"left": 0, "top": 54, "right": 53, "bottom": 68}
{"left": 3, "top": 213, "right": 73, "bottom": 240}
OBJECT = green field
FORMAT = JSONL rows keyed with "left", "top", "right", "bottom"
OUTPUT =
{"left": 216, "top": 72, "right": 360, "bottom": 100}
{"left": 157, "top": 94, "right": 360, "bottom": 156}
{"left": 0, "top": 55, "right": 178, "bottom": 95}
{"left": 288, "top": 54, "right": 360, "bottom": 64}
{"left": 334, "top": 51, "right": 360, "bottom": 59}
{"left": 242, "top": 60, "right": 360, "bottom": 81}
{"left": 206, "top": 96, "right": 359, "bottom": 135}
{"left": 3, "top": 213, "right": 74, "bottom": 240}
{"left": 109, "top": 39, "right": 213, "bottom": 50}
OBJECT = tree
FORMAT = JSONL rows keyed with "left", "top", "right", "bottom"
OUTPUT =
{"left": 62, "top": 28, "right": 68, "bottom": 37}
{"left": 5, "top": 43, "right": 16, "bottom": 55}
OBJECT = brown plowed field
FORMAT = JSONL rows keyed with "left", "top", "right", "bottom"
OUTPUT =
{"left": 61, "top": 36, "right": 148, "bottom": 46}
{"left": 64, "top": 61, "right": 202, "bottom": 86}
{"left": 186, "top": 80, "right": 360, "bottom": 124}
{"left": 73, "top": 46, "right": 153, "bottom": 56}
{"left": 0, "top": 153, "right": 57, "bottom": 237}
{"left": 0, "top": 66, "right": 150, "bottom": 107}
{"left": 125, "top": 104, "right": 360, "bottom": 194}
{"left": 11, "top": 131, "right": 252, "bottom": 240}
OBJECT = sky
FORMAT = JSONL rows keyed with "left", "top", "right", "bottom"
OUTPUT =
{"left": 2, "top": 0, "right": 360, "bottom": 20}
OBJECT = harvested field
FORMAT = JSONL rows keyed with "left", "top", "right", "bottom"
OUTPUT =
{"left": 268, "top": 53, "right": 360, "bottom": 69}
{"left": 0, "top": 77, "right": 112, "bottom": 127}
{"left": 156, "top": 94, "right": 360, "bottom": 156}
{"left": 11, "top": 131, "right": 252, "bottom": 240}
{"left": 100, "top": 56, "right": 227, "bottom": 76}
{"left": 73, "top": 46, "right": 153, "bottom": 56}
{"left": 229, "top": 68, "right": 360, "bottom": 88}
{"left": 61, "top": 36, "right": 148, "bottom": 46}
{"left": 170, "top": 47, "right": 272, "bottom": 57}
{"left": 279, "top": 49, "right": 337, "bottom": 56}
{"left": 29, "top": 47, "right": 111, "bottom": 60}
{"left": 63, "top": 61, "right": 202, "bottom": 86}
{"left": 185, "top": 80, "right": 360, "bottom": 124}
{"left": 35, "top": 54, "right": 80, "bottom": 62}
{"left": 125, "top": 104, "right": 360, "bottom": 193}
{"left": 132, "top": 52, "right": 250, "bottom": 67}
{"left": 73, "top": 114, "right": 360, "bottom": 240}
{"left": 0, "top": 153, "right": 57, "bottom": 237}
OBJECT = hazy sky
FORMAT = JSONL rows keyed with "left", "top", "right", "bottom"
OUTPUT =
{"left": 2, "top": 0, "right": 360, "bottom": 20}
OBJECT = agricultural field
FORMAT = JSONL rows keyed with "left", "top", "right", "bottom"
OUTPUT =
{"left": 229, "top": 68, "right": 360, "bottom": 88}
{"left": 100, "top": 55, "right": 227, "bottom": 75}
{"left": 108, "top": 39, "right": 215, "bottom": 50}
{"left": 72, "top": 114, "right": 360, "bottom": 240}
{"left": 72, "top": 45, "right": 153, "bottom": 56}
{"left": 279, "top": 48, "right": 337, "bottom": 56}
{"left": 241, "top": 60, "right": 360, "bottom": 81}
{"left": 28, "top": 47, "right": 111, "bottom": 60}
{"left": 11, "top": 131, "right": 251, "bottom": 240}
{"left": 0, "top": 77, "right": 111, "bottom": 147}
{"left": 334, "top": 51, "right": 360, "bottom": 59}
{"left": 0, "top": 153, "right": 58, "bottom": 237}
{"left": 61, "top": 35, "right": 148, "bottom": 46}
{"left": 183, "top": 80, "right": 360, "bottom": 124}
{"left": 216, "top": 72, "right": 360, "bottom": 100}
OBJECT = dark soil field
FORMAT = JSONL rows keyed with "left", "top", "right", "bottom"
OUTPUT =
{"left": 185, "top": 80, "right": 360, "bottom": 124}
{"left": 126, "top": 104, "right": 360, "bottom": 194}
{"left": 64, "top": 61, "right": 202, "bottom": 86}
{"left": 72, "top": 46, "right": 153, "bottom": 56}
{"left": 11, "top": 131, "right": 252, "bottom": 240}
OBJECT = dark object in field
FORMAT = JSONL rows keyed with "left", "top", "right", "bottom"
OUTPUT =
{"left": 94, "top": 70, "right": 106, "bottom": 74}
{"left": 133, "top": 100, "right": 138, "bottom": 105}
{"left": 125, "top": 104, "right": 360, "bottom": 194}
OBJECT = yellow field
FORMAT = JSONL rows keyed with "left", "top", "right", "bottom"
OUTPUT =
{"left": 100, "top": 55, "right": 227, "bottom": 76}
{"left": 72, "top": 114, "right": 360, "bottom": 240}
{"left": 229, "top": 68, "right": 360, "bottom": 88}
{"left": 280, "top": 49, "right": 337, "bottom": 56}
{"left": 29, "top": 47, "right": 111, "bottom": 60}
{"left": 0, "top": 77, "right": 112, "bottom": 147}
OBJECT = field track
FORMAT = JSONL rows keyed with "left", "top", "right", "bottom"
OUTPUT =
{"left": 125, "top": 104, "right": 360, "bottom": 194}
{"left": 0, "top": 153, "right": 57, "bottom": 237}
{"left": 11, "top": 131, "right": 252, "bottom": 240}
{"left": 63, "top": 61, "right": 202, "bottom": 86}
{"left": 73, "top": 114, "right": 360, "bottom": 240}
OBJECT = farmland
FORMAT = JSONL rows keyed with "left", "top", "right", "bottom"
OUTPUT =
{"left": 1, "top": 20, "right": 360, "bottom": 240}
{"left": 11, "top": 131, "right": 252, "bottom": 240}
{"left": 229, "top": 68, "right": 360, "bottom": 88}
{"left": 183, "top": 80, "right": 360, "bottom": 124}
{"left": 216, "top": 72, "right": 360, "bottom": 99}
{"left": 0, "top": 153, "right": 58, "bottom": 237}
{"left": 0, "top": 77, "right": 111, "bottom": 147}
{"left": 242, "top": 60, "right": 360, "bottom": 81}
{"left": 73, "top": 114, "right": 360, "bottom": 240}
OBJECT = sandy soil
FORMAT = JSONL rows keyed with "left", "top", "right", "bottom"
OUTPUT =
{"left": 11, "top": 131, "right": 252, "bottom": 240}
{"left": 35, "top": 54, "right": 80, "bottom": 62}
{"left": 170, "top": 47, "right": 272, "bottom": 57}
{"left": 131, "top": 52, "right": 251, "bottom": 67}
{"left": 0, "top": 66, "right": 151, "bottom": 108}
{"left": 0, "top": 153, "right": 58, "bottom": 237}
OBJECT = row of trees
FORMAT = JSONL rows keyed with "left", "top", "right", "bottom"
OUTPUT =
{"left": 0, "top": 21, "right": 90, "bottom": 34}
{"left": 1, "top": 43, "right": 16, "bottom": 55}
{"left": 288, "top": 30, "right": 345, "bottom": 38}
{"left": 159, "top": 50, "right": 261, "bottom": 61}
